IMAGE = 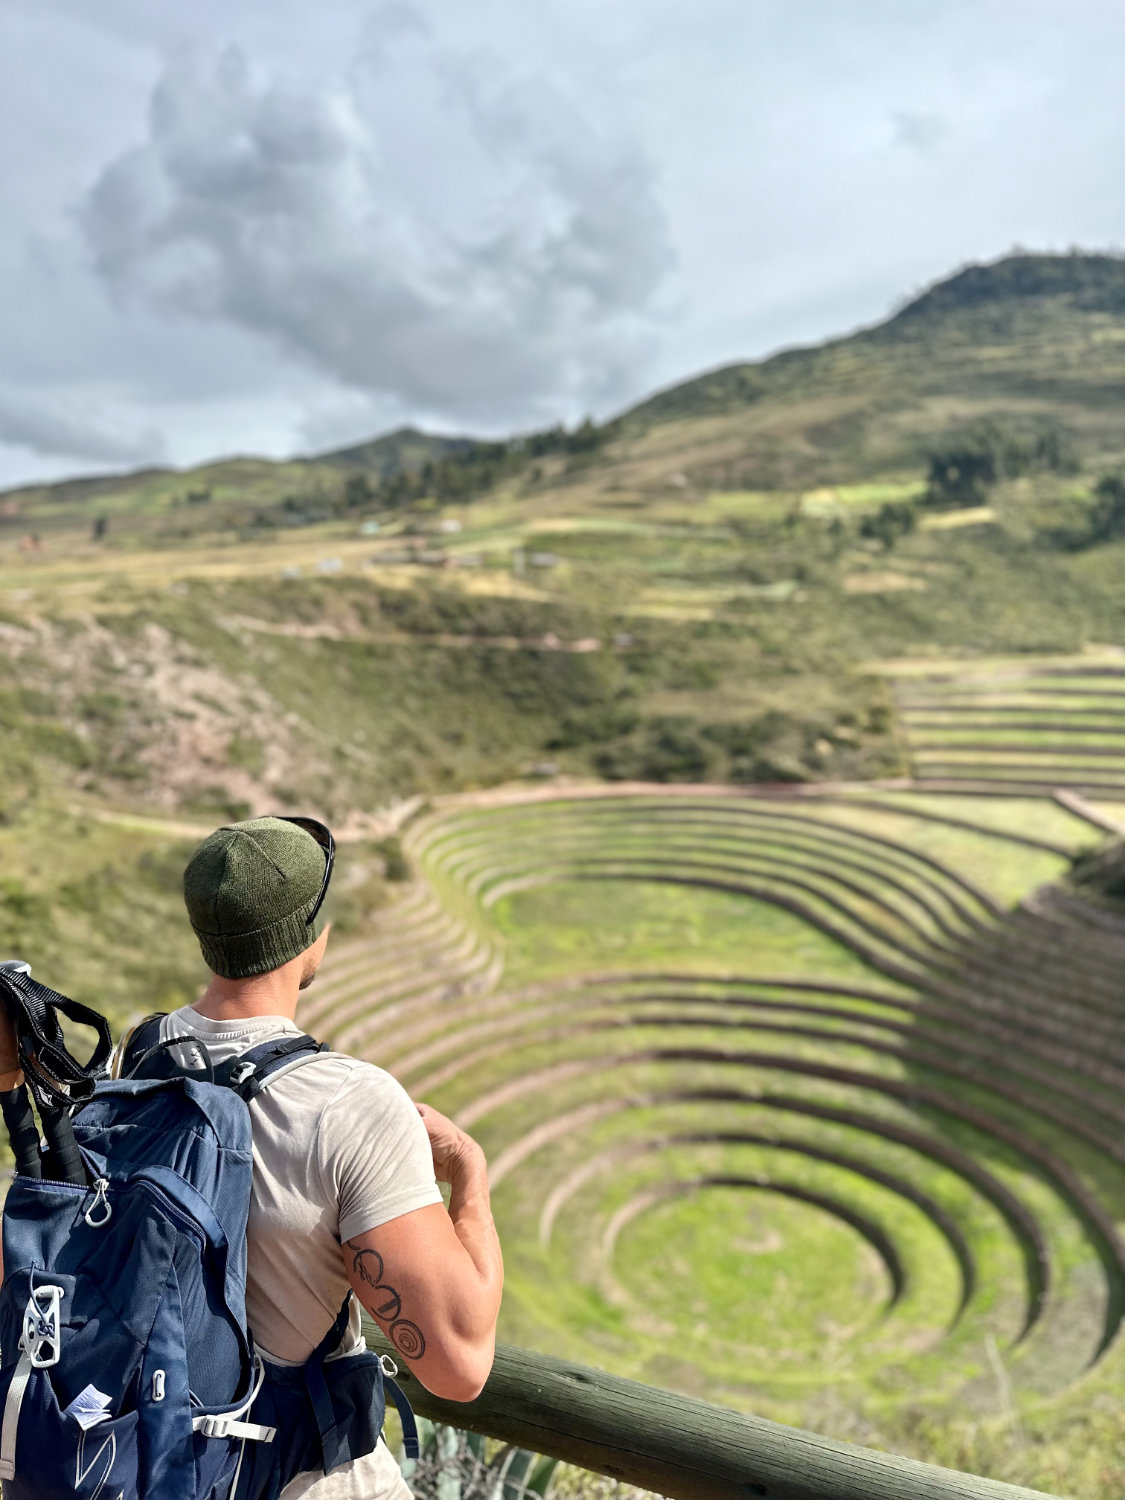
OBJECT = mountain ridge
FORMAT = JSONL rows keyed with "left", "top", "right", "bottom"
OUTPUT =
{"left": 618, "top": 249, "right": 1125, "bottom": 429}
{"left": 7, "top": 248, "right": 1125, "bottom": 508}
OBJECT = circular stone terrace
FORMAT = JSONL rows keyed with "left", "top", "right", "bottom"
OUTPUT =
{"left": 300, "top": 782, "right": 1125, "bottom": 1432}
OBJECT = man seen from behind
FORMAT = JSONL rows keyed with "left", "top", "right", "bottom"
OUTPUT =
{"left": 127, "top": 816, "right": 503, "bottom": 1499}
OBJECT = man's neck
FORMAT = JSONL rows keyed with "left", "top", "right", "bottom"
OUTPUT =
{"left": 193, "top": 971, "right": 300, "bottom": 1024}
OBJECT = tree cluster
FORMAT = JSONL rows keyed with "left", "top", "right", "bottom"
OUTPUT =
{"left": 362, "top": 420, "right": 605, "bottom": 511}
{"left": 924, "top": 419, "right": 1079, "bottom": 508}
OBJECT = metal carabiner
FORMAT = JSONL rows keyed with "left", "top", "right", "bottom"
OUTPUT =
{"left": 20, "top": 1284, "right": 64, "bottom": 1368}
{"left": 84, "top": 1176, "right": 112, "bottom": 1228}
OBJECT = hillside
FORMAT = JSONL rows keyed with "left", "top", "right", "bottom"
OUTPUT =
{"left": 3, "top": 253, "right": 1125, "bottom": 835}
{"left": 313, "top": 425, "right": 473, "bottom": 475}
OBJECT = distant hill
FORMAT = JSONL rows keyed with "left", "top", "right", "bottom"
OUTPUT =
{"left": 312, "top": 424, "right": 472, "bottom": 475}
{"left": 8, "top": 249, "right": 1125, "bottom": 514}
{"left": 613, "top": 250, "right": 1125, "bottom": 487}
{"left": 0, "top": 425, "right": 470, "bottom": 519}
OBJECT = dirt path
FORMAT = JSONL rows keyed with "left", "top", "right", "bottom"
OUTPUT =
{"left": 228, "top": 614, "right": 602, "bottom": 653}
{"left": 425, "top": 776, "right": 916, "bottom": 814}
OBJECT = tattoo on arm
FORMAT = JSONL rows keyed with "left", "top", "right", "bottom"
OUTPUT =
{"left": 348, "top": 1241, "right": 427, "bottom": 1360}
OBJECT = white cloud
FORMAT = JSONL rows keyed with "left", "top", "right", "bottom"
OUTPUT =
{"left": 78, "top": 10, "right": 674, "bottom": 428}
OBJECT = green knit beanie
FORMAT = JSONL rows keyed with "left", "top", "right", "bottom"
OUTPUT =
{"left": 184, "top": 816, "right": 327, "bottom": 980}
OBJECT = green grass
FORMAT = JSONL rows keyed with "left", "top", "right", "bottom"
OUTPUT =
{"left": 786, "top": 801, "right": 1070, "bottom": 905}
{"left": 838, "top": 792, "right": 1098, "bottom": 849}
{"left": 491, "top": 880, "right": 878, "bottom": 986}
{"left": 617, "top": 1185, "right": 891, "bottom": 1346}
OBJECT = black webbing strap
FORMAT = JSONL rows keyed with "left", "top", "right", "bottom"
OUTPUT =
{"left": 0, "top": 966, "right": 112, "bottom": 1114}
{"left": 0, "top": 964, "right": 112, "bottom": 1185}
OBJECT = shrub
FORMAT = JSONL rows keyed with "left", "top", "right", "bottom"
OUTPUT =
{"left": 1087, "top": 474, "right": 1125, "bottom": 545}
{"left": 860, "top": 501, "right": 917, "bottom": 550}
{"left": 596, "top": 718, "right": 716, "bottom": 782}
{"left": 1069, "top": 837, "right": 1125, "bottom": 900}
{"left": 377, "top": 836, "right": 411, "bottom": 882}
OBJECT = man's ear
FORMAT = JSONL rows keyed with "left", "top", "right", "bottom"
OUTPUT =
{"left": 299, "top": 924, "right": 331, "bottom": 988}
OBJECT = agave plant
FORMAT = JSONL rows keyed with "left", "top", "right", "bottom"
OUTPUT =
{"left": 400, "top": 1418, "right": 558, "bottom": 1500}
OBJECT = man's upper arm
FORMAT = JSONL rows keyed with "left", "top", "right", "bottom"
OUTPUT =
{"left": 344, "top": 1205, "right": 495, "bottom": 1400}
{"left": 322, "top": 1065, "right": 495, "bottom": 1399}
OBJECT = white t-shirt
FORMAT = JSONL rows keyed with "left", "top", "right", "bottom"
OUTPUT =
{"left": 159, "top": 1007, "right": 443, "bottom": 1500}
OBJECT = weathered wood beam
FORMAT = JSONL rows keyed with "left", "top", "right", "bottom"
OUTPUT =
{"left": 364, "top": 1326, "right": 1060, "bottom": 1500}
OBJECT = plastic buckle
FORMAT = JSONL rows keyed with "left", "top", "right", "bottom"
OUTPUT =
{"left": 20, "top": 1285, "right": 63, "bottom": 1368}
{"left": 230, "top": 1062, "right": 256, "bottom": 1086}
{"left": 379, "top": 1354, "right": 399, "bottom": 1378}
{"left": 201, "top": 1416, "right": 230, "bottom": 1439}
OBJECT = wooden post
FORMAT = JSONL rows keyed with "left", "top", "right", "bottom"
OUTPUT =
{"left": 365, "top": 1325, "right": 1061, "bottom": 1500}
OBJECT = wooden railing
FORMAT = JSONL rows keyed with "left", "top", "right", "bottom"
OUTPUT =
{"left": 364, "top": 1327, "right": 1061, "bottom": 1500}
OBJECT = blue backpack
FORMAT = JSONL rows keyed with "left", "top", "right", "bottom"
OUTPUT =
{"left": 0, "top": 979, "right": 417, "bottom": 1500}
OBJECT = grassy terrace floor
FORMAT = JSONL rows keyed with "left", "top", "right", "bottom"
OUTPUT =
{"left": 297, "top": 784, "right": 1125, "bottom": 1493}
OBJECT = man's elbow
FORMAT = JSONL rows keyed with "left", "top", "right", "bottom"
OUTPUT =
{"left": 420, "top": 1343, "right": 495, "bottom": 1403}
{"left": 430, "top": 1370, "right": 488, "bottom": 1403}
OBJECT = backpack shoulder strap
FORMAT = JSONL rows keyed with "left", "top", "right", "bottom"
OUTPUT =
{"left": 113, "top": 1013, "right": 167, "bottom": 1079}
{"left": 115, "top": 1017, "right": 329, "bottom": 1099}
{"left": 213, "top": 1034, "right": 331, "bottom": 1103}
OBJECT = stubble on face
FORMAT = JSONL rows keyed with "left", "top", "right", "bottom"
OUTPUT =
{"left": 298, "top": 925, "right": 330, "bottom": 990}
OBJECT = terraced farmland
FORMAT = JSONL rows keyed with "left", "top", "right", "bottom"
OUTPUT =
{"left": 300, "top": 786, "right": 1125, "bottom": 1447}
{"left": 895, "top": 661, "right": 1125, "bottom": 795}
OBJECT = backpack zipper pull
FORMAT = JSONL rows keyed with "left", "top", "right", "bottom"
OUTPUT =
{"left": 84, "top": 1177, "right": 112, "bottom": 1228}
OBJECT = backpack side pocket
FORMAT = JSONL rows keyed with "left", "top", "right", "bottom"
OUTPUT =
{"left": 0, "top": 1358, "right": 140, "bottom": 1500}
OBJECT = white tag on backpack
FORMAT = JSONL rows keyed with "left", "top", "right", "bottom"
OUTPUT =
{"left": 64, "top": 1384, "right": 113, "bottom": 1430}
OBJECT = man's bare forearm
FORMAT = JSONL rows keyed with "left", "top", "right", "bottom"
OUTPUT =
{"left": 448, "top": 1144, "right": 504, "bottom": 1328}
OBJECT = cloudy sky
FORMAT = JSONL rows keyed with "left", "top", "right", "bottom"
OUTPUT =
{"left": 3, "top": 0, "right": 1124, "bottom": 488}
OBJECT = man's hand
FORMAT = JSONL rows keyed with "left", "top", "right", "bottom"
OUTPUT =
{"left": 416, "top": 1101, "right": 483, "bottom": 1184}
{"left": 0, "top": 1003, "right": 22, "bottom": 1093}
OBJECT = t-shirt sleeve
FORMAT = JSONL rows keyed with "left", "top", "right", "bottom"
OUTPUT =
{"left": 319, "top": 1062, "right": 444, "bottom": 1245}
